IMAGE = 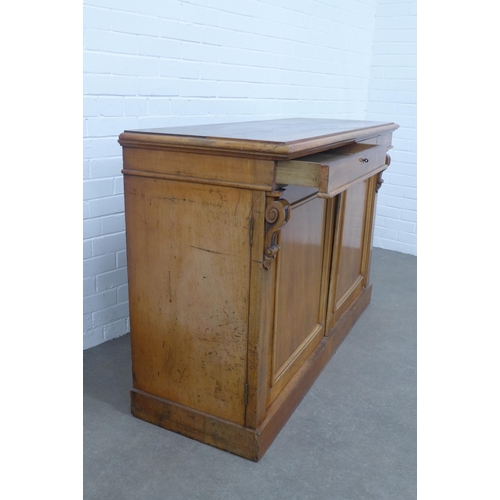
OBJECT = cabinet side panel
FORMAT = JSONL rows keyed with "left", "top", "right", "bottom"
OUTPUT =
{"left": 124, "top": 175, "right": 252, "bottom": 425}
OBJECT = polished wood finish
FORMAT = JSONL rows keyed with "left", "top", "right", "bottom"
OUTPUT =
{"left": 267, "top": 193, "right": 326, "bottom": 406}
{"left": 276, "top": 143, "right": 387, "bottom": 197}
{"left": 119, "top": 117, "right": 398, "bottom": 159}
{"left": 124, "top": 176, "right": 252, "bottom": 424}
{"left": 122, "top": 148, "right": 275, "bottom": 191}
{"left": 120, "top": 118, "right": 398, "bottom": 460}
{"left": 326, "top": 174, "right": 380, "bottom": 330}
{"left": 130, "top": 284, "right": 373, "bottom": 462}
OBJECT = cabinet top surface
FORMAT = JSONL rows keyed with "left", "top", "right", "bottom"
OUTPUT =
{"left": 119, "top": 118, "right": 398, "bottom": 159}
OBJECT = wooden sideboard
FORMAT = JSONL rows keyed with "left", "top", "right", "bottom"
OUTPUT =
{"left": 119, "top": 118, "right": 398, "bottom": 461}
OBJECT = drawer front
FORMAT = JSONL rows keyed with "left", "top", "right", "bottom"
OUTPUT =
{"left": 276, "top": 143, "right": 387, "bottom": 198}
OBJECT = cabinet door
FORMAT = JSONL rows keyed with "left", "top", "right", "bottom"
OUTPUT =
{"left": 266, "top": 187, "right": 329, "bottom": 406}
{"left": 327, "top": 176, "right": 377, "bottom": 331}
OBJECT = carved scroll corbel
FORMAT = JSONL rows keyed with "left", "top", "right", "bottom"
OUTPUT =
{"left": 376, "top": 154, "right": 391, "bottom": 193}
{"left": 375, "top": 172, "right": 384, "bottom": 193}
{"left": 263, "top": 197, "right": 291, "bottom": 270}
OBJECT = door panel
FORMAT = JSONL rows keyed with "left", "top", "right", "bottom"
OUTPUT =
{"left": 327, "top": 178, "right": 373, "bottom": 330}
{"left": 335, "top": 180, "right": 367, "bottom": 302}
{"left": 267, "top": 192, "right": 327, "bottom": 405}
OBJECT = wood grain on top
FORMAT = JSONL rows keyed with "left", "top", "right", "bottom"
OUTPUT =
{"left": 119, "top": 118, "right": 398, "bottom": 159}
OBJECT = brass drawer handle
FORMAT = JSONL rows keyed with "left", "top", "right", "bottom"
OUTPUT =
{"left": 359, "top": 157, "right": 369, "bottom": 163}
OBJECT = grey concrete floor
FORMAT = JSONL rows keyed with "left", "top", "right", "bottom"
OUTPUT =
{"left": 83, "top": 248, "right": 416, "bottom": 500}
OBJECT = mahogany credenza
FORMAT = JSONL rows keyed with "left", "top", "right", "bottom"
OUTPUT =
{"left": 118, "top": 118, "right": 398, "bottom": 461}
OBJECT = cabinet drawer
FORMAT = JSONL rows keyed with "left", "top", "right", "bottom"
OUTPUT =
{"left": 276, "top": 143, "right": 387, "bottom": 198}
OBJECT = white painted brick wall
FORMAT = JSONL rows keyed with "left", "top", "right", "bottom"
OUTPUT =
{"left": 366, "top": 0, "right": 417, "bottom": 255}
{"left": 83, "top": 0, "right": 415, "bottom": 348}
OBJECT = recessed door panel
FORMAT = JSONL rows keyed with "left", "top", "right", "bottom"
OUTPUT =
{"left": 268, "top": 194, "right": 327, "bottom": 404}
{"left": 327, "top": 177, "right": 375, "bottom": 330}
{"left": 335, "top": 180, "right": 368, "bottom": 302}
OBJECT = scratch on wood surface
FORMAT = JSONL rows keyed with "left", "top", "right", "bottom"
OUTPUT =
{"left": 178, "top": 367, "right": 186, "bottom": 383}
{"left": 234, "top": 192, "right": 241, "bottom": 216}
{"left": 249, "top": 192, "right": 260, "bottom": 217}
{"left": 189, "top": 245, "right": 232, "bottom": 256}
